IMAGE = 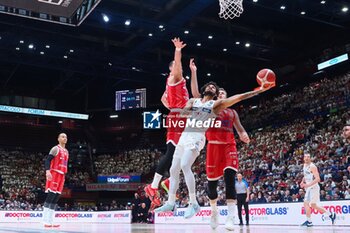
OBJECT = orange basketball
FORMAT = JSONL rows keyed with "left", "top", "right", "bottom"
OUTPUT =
{"left": 256, "top": 69, "right": 276, "bottom": 88}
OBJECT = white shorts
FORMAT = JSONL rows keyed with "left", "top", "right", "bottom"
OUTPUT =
{"left": 174, "top": 132, "right": 205, "bottom": 159}
{"left": 304, "top": 185, "right": 320, "bottom": 204}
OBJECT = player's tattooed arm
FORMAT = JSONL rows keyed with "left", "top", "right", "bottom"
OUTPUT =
{"left": 179, "top": 98, "right": 194, "bottom": 118}
{"left": 189, "top": 58, "right": 201, "bottom": 98}
{"left": 213, "top": 87, "right": 271, "bottom": 114}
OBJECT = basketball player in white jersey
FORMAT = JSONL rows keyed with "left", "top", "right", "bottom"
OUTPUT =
{"left": 300, "top": 153, "right": 336, "bottom": 227}
{"left": 155, "top": 81, "right": 271, "bottom": 218}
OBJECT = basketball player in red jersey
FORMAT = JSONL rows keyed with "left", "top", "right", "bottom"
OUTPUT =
{"left": 144, "top": 38, "right": 201, "bottom": 207}
{"left": 42, "top": 133, "right": 69, "bottom": 228}
{"left": 206, "top": 88, "right": 250, "bottom": 230}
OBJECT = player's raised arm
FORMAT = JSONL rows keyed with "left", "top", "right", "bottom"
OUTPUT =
{"left": 213, "top": 87, "right": 271, "bottom": 114}
{"left": 189, "top": 58, "right": 201, "bottom": 98}
{"left": 170, "top": 37, "right": 186, "bottom": 84}
{"left": 232, "top": 110, "right": 250, "bottom": 144}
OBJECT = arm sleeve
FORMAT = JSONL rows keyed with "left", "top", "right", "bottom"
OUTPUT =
{"left": 44, "top": 155, "right": 54, "bottom": 171}
{"left": 45, "top": 146, "right": 58, "bottom": 171}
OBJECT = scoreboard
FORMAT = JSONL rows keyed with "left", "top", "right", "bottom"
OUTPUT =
{"left": 115, "top": 88, "right": 146, "bottom": 111}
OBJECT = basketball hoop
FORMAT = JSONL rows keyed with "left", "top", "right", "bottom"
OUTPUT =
{"left": 218, "top": 0, "right": 244, "bottom": 19}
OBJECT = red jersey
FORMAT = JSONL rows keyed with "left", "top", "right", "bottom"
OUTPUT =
{"left": 50, "top": 145, "right": 69, "bottom": 174}
{"left": 165, "top": 76, "right": 189, "bottom": 109}
{"left": 206, "top": 108, "right": 236, "bottom": 144}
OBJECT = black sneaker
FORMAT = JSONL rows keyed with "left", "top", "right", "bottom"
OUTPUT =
{"left": 329, "top": 212, "right": 336, "bottom": 225}
{"left": 239, "top": 222, "right": 243, "bottom": 226}
{"left": 301, "top": 220, "right": 313, "bottom": 227}
{"left": 246, "top": 222, "right": 249, "bottom": 226}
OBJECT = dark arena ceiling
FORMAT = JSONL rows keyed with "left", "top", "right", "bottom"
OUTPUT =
{"left": 0, "top": 0, "right": 349, "bottom": 113}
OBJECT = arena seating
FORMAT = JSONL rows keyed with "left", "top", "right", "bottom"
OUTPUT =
{"left": 0, "top": 73, "right": 350, "bottom": 211}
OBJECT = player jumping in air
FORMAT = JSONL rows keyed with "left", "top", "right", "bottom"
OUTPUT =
{"left": 144, "top": 38, "right": 200, "bottom": 207}
{"left": 155, "top": 81, "right": 272, "bottom": 218}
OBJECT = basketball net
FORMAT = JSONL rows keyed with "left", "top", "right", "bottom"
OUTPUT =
{"left": 218, "top": 0, "right": 244, "bottom": 19}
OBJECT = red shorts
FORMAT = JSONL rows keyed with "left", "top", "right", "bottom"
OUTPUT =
{"left": 206, "top": 143, "right": 238, "bottom": 180}
{"left": 166, "top": 112, "right": 186, "bottom": 145}
{"left": 45, "top": 170, "right": 65, "bottom": 194}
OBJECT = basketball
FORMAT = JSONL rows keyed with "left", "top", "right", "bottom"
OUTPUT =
{"left": 256, "top": 69, "right": 276, "bottom": 88}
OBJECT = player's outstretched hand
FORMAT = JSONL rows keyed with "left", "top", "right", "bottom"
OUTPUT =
{"left": 189, "top": 58, "right": 197, "bottom": 72}
{"left": 172, "top": 37, "right": 187, "bottom": 49}
{"left": 46, "top": 170, "right": 52, "bottom": 181}
{"left": 240, "top": 132, "right": 250, "bottom": 144}
{"left": 299, "top": 182, "right": 305, "bottom": 188}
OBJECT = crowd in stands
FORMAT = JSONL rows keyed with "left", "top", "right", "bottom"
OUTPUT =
{"left": 0, "top": 147, "right": 93, "bottom": 211}
{"left": 94, "top": 149, "right": 161, "bottom": 175}
{"left": 0, "top": 73, "right": 350, "bottom": 213}
{"left": 0, "top": 149, "right": 45, "bottom": 211}
{"left": 240, "top": 73, "right": 350, "bottom": 129}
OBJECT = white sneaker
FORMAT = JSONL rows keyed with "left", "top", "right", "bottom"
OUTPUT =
{"left": 154, "top": 203, "right": 176, "bottom": 213}
{"left": 225, "top": 216, "right": 235, "bottom": 231}
{"left": 184, "top": 203, "right": 200, "bottom": 219}
{"left": 210, "top": 210, "right": 219, "bottom": 229}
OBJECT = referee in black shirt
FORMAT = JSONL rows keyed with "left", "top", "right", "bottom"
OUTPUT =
{"left": 235, "top": 173, "right": 250, "bottom": 225}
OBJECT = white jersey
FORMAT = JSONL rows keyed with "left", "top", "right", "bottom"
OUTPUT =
{"left": 183, "top": 98, "right": 216, "bottom": 134}
{"left": 303, "top": 163, "right": 318, "bottom": 188}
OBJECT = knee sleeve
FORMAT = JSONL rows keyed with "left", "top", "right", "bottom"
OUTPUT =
{"left": 44, "top": 191, "right": 56, "bottom": 207}
{"left": 49, "top": 193, "right": 60, "bottom": 210}
{"left": 156, "top": 143, "right": 175, "bottom": 176}
{"left": 207, "top": 180, "right": 218, "bottom": 200}
{"left": 224, "top": 169, "right": 236, "bottom": 200}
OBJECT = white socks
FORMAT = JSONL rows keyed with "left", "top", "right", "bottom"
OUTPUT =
{"left": 151, "top": 173, "right": 163, "bottom": 189}
{"left": 168, "top": 194, "right": 176, "bottom": 205}
{"left": 210, "top": 199, "right": 218, "bottom": 213}
{"left": 43, "top": 208, "right": 55, "bottom": 224}
{"left": 43, "top": 207, "right": 50, "bottom": 223}
{"left": 227, "top": 201, "right": 236, "bottom": 217}
{"left": 49, "top": 209, "right": 55, "bottom": 224}
{"left": 189, "top": 193, "right": 197, "bottom": 205}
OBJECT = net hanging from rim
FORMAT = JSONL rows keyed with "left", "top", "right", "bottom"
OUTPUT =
{"left": 218, "top": 0, "right": 244, "bottom": 19}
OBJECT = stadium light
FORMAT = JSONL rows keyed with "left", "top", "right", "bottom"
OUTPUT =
{"left": 102, "top": 14, "right": 109, "bottom": 23}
